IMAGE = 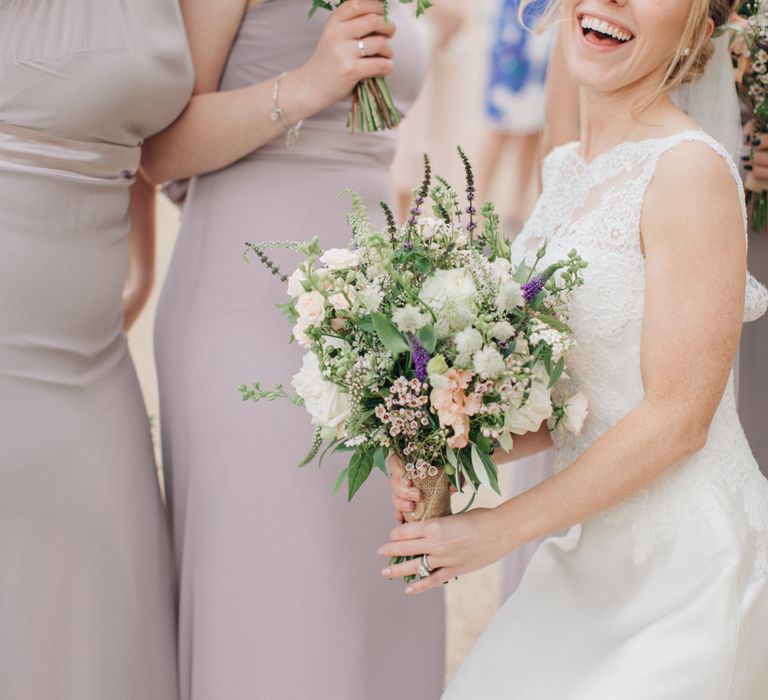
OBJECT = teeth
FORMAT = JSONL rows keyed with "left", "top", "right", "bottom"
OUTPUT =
{"left": 580, "top": 15, "right": 632, "bottom": 42}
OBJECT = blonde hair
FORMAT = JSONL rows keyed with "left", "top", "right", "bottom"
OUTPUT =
{"left": 521, "top": 0, "right": 738, "bottom": 109}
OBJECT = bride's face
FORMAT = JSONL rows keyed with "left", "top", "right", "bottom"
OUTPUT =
{"left": 561, "top": 0, "right": 691, "bottom": 95}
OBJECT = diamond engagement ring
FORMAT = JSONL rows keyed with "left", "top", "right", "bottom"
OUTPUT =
{"left": 358, "top": 39, "right": 367, "bottom": 57}
{"left": 417, "top": 553, "right": 435, "bottom": 579}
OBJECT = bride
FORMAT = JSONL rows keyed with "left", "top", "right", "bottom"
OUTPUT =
{"left": 380, "top": 0, "right": 768, "bottom": 696}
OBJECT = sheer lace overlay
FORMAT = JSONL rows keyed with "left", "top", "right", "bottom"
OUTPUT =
{"left": 511, "top": 130, "right": 768, "bottom": 575}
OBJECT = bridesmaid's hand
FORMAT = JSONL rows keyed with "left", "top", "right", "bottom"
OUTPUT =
{"left": 299, "top": 0, "right": 396, "bottom": 108}
{"left": 377, "top": 508, "right": 514, "bottom": 594}
{"left": 388, "top": 454, "right": 422, "bottom": 523}
{"left": 743, "top": 126, "right": 768, "bottom": 183}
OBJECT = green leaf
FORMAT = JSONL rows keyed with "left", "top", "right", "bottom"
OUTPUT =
{"left": 358, "top": 315, "right": 375, "bottom": 332}
{"left": 347, "top": 450, "right": 374, "bottom": 501}
{"left": 275, "top": 301, "right": 298, "bottom": 323}
{"left": 497, "top": 431, "right": 514, "bottom": 452}
{"left": 371, "top": 312, "right": 411, "bottom": 355}
{"left": 373, "top": 447, "right": 388, "bottom": 476}
{"left": 318, "top": 438, "right": 344, "bottom": 468}
{"left": 536, "top": 313, "right": 572, "bottom": 333}
{"left": 332, "top": 466, "right": 350, "bottom": 495}
{"left": 549, "top": 356, "right": 566, "bottom": 388}
{"left": 418, "top": 324, "right": 437, "bottom": 353}
{"left": 471, "top": 444, "right": 500, "bottom": 495}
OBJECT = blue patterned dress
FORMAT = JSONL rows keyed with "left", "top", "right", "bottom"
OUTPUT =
{"left": 485, "top": 0, "right": 554, "bottom": 133}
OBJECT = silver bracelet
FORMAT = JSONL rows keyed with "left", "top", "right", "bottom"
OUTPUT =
{"left": 270, "top": 72, "right": 303, "bottom": 150}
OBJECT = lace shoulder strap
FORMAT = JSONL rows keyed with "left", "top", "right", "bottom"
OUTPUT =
{"left": 645, "top": 130, "right": 748, "bottom": 238}
{"left": 647, "top": 130, "right": 767, "bottom": 322}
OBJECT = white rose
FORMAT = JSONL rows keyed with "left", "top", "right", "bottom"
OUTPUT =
{"left": 419, "top": 268, "right": 477, "bottom": 334}
{"left": 291, "top": 354, "right": 351, "bottom": 434}
{"left": 319, "top": 248, "right": 360, "bottom": 270}
{"left": 286, "top": 268, "right": 307, "bottom": 298}
{"left": 292, "top": 318, "right": 311, "bottom": 347}
{"left": 418, "top": 216, "right": 448, "bottom": 239}
{"left": 328, "top": 290, "right": 354, "bottom": 311}
{"left": 295, "top": 290, "right": 325, "bottom": 326}
{"left": 563, "top": 391, "right": 589, "bottom": 436}
{"left": 504, "top": 378, "right": 552, "bottom": 435}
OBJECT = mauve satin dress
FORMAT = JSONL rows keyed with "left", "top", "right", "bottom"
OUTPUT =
{"left": 154, "top": 2, "right": 445, "bottom": 698}
{"left": 0, "top": 1, "right": 193, "bottom": 698}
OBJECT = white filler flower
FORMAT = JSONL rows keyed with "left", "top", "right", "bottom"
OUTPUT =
{"left": 392, "top": 304, "right": 430, "bottom": 334}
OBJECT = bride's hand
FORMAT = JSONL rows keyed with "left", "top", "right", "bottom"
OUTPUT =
{"left": 388, "top": 454, "right": 423, "bottom": 522}
{"left": 377, "top": 508, "right": 514, "bottom": 594}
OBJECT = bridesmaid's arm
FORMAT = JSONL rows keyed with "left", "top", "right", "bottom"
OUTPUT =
{"left": 141, "top": 0, "right": 396, "bottom": 185}
{"left": 379, "top": 145, "right": 746, "bottom": 590}
{"left": 122, "top": 173, "right": 156, "bottom": 331}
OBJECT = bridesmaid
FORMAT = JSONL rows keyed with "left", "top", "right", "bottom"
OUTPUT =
{"left": 0, "top": 1, "right": 193, "bottom": 699}
{"left": 142, "top": 1, "right": 443, "bottom": 698}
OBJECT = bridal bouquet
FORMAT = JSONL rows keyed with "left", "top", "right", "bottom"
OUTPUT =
{"left": 241, "top": 150, "right": 588, "bottom": 530}
{"left": 730, "top": 1, "right": 768, "bottom": 231}
{"left": 309, "top": 0, "right": 432, "bottom": 132}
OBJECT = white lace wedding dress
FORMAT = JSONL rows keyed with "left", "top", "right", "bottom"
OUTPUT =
{"left": 444, "top": 130, "right": 768, "bottom": 699}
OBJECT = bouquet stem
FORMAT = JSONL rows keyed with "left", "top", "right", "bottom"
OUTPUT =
{"left": 404, "top": 469, "right": 452, "bottom": 522}
{"left": 348, "top": 77, "right": 403, "bottom": 134}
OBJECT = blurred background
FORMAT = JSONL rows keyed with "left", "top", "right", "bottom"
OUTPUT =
{"left": 127, "top": 0, "right": 768, "bottom": 684}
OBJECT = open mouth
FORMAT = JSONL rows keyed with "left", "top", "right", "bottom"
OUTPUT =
{"left": 579, "top": 14, "right": 634, "bottom": 47}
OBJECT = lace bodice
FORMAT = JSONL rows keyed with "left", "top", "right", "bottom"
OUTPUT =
{"left": 511, "top": 130, "right": 768, "bottom": 574}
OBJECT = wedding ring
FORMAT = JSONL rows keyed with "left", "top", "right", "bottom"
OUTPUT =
{"left": 420, "top": 553, "right": 435, "bottom": 575}
{"left": 358, "top": 39, "right": 367, "bottom": 57}
{"left": 417, "top": 562, "right": 430, "bottom": 579}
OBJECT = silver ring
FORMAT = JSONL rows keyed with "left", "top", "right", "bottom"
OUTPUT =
{"left": 420, "top": 553, "right": 435, "bottom": 575}
{"left": 417, "top": 562, "right": 430, "bottom": 579}
{"left": 358, "top": 39, "right": 367, "bottom": 57}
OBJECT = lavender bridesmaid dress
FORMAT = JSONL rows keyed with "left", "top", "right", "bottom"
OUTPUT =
{"left": 0, "top": 1, "right": 193, "bottom": 698}
{"left": 154, "top": 2, "right": 444, "bottom": 699}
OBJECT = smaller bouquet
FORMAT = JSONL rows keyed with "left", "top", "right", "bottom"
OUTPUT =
{"left": 728, "top": 1, "right": 768, "bottom": 231}
{"left": 241, "top": 150, "right": 588, "bottom": 575}
{"left": 310, "top": 0, "right": 433, "bottom": 133}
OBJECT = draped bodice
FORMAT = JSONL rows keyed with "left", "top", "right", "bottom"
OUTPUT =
{"left": 222, "top": 0, "right": 426, "bottom": 167}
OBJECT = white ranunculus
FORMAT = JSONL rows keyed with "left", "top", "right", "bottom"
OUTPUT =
{"left": 286, "top": 268, "right": 307, "bottom": 297}
{"left": 497, "top": 280, "right": 525, "bottom": 313}
{"left": 563, "top": 391, "right": 589, "bottom": 435}
{"left": 392, "top": 304, "right": 430, "bottom": 334}
{"left": 295, "top": 290, "right": 325, "bottom": 326}
{"left": 291, "top": 354, "right": 351, "bottom": 433}
{"left": 473, "top": 345, "right": 506, "bottom": 378}
{"left": 504, "top": 378, "right": 552, "bottom": 435}
{"left": 455, "top": 327, "right": 483, "bottom": 356}
{"left": 319, "top": 248, "right": 360, "bottom": 270}
{"left": 419, "top": 268, "right": 477, "bottom": 333}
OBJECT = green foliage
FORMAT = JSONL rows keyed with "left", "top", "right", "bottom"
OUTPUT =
{"left": 371, "top": 312, "right": 411, "bottom": 355}
{"left": 238, "top": 382, "right": 303, "bottom": 406}
{"left": 347, "top": 448, "right": 375, "bottom": 501}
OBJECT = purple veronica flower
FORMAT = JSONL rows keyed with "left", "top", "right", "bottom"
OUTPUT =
{"left": 409, "top": 336, "right": 430, "bottom": 382}
{"left": 522, "top": 275, "right": 545, "bottom": 304}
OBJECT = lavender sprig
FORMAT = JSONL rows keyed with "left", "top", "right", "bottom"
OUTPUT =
{"left": 409, "top": 335, "right": 430, "bottom": 382}
{"left": 407, "top": 155, "right": 432, "bottom": 235}
{"left": 521, "top": 275, "right": 545, "bottom": 304}
{"left": 380, "top": 201, "right": 398, "bottom": 244}
{"left": 457, "top": 146, "right": 477, "bottom": 237}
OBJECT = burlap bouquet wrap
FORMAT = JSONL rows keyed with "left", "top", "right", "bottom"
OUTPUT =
{"left": 404, "top": 470, "right": 452, "bottom": 522}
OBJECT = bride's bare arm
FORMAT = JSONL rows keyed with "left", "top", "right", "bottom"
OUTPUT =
{"left": 141, "top": 0, "right": 395, "bottom": 184}
{"left": 380, "top": 143, "right": 746, "bottom": 591}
